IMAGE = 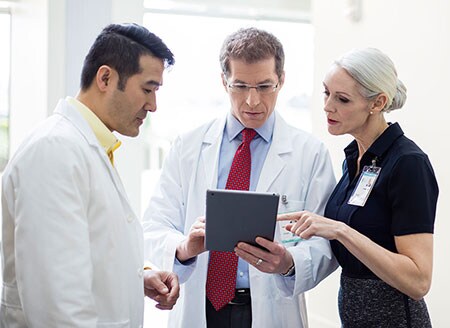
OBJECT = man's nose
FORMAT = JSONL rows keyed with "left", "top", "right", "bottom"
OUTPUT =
{"left": 246, "top": 88, "right": 261, "bottom": 108}
{"left": 145, "top": 95, "right": 157, "bottom": 112}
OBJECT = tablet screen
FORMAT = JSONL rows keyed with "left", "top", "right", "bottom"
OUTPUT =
{"left": 205, "top": 189, "right": 279, "bottom": 252}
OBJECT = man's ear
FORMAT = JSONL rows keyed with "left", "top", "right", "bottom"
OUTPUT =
{"left": 278, "top": 71, "right": 286, "bottom": 88}
{"left": 221, "top": 73, "right": 228, "bottom": 91}
{"left": 96, "top": 65, "right": 112, "bottom": 91}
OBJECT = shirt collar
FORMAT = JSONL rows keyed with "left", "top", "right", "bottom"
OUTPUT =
{"left": 344, "top": 122, "right": 404, "bottom": 161}
{"left": 225, "top": 112, "right": 274, "bottom": 143}
{"left": 66, "top": 96, "right": 121, "bottom": 154}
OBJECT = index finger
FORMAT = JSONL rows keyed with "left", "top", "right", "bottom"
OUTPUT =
{"left": 255, "top": 237, "right": 283, "bottom": 254}
{"left": 166, "top": 273, "right": 180, "bottom": 295}
{"left": 276, "top": 211, "right": 302, "bottom": 222}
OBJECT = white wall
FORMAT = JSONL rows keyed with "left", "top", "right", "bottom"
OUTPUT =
{"left": 9, "top": 0, "right": 113, "bottom": 148}
{"left": 9, "top": 0, "right": 49, "bottom": 153}
{"left": 308, "top": 0, "right": 450, "bottom": 326}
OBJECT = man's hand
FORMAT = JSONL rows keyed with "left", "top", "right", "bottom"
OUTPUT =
{"left": 144, "top": 270, "right": 180, "bottom": 310}
{"left": 234, "top": 237, "right": 294, "bottom": 275}
{"left": 176, "top": 216, "right": 206, "bottom": 262}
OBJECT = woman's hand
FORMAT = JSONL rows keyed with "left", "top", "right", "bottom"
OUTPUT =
{"left": 277, "top": 211, "right": 346, "bottom": 240}
{"left": 278, "top": 212, "right": 433, "bottom": 300}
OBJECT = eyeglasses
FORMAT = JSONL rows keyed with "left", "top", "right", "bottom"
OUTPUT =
{"left": 227, "top": 82, "right": 279, "bottom": 95}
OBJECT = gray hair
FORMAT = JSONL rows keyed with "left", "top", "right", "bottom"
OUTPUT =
{"left": 335, "top": 48, "right": 407, "bottom": 112}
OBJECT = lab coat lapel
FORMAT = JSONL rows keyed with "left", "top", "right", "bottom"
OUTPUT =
{"left": 256, "top": 112, "right": 293, "bottom": 192}
{"left": 55, "top": 100, "right": 131, "bottom": 204}
{"left": 200, "top": 117, "right": 226, "bottom": 189}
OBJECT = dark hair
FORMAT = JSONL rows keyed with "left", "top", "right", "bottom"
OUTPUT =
{"left": 219, "top": 27, "right": 285, "bottom": 80}
{"left": 80, "top": 23, "right": 175, "bottom": 91}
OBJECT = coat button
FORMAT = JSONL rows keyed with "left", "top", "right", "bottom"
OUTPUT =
{"left": 127, "top": 214, "right": 134, "bottom": 222}
{"left": 137, "top": 268, "right": 144, "bottom": 278}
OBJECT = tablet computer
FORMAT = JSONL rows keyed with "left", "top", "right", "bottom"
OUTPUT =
{"left": 205, "top": 189, "right": 279, "bottom": 252}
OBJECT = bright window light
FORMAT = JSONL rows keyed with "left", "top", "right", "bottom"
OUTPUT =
{"left": 142, "top": 13, "right": 313, "bottom": 144}
{"left": 0, "top": 12, "right": 11, "bottom": 171}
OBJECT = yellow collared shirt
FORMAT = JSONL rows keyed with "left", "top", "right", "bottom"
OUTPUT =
{"left": 67, "top": 97, "right": 121, "bottom": 165}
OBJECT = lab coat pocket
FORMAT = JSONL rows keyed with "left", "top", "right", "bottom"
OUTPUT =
{"left": 1, "top": 283, "right": 21, "bottom": 308}
{"left": 277, "top": 200, "right": 305, "bottom": 248}
{"left": 97, "top": 319, "right": 130, "bottom": 327}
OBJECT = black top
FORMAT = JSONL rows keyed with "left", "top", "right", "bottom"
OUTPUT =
{"left": 325, "top": 123, "right": 439, "bottom": 279}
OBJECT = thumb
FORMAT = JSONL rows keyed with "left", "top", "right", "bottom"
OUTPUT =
{"left": 284, "top": 223, "right": 293, "bottom": 231}
{"left": 144, "top": 273, "right": 169, "bottom": 294}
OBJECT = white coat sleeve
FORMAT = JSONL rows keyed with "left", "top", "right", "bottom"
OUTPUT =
{"left": 11, "top": 137, "right": 97, "bottom": 327}
{"left": 142, "top": 137, "right": 196, "bottom": 283}
{"left": 275, "top": 142, "right": 339, "bottom": 297}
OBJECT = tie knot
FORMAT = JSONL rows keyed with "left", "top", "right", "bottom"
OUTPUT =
{"left": 241, "top": 128, "right": 257, "bottom": 144}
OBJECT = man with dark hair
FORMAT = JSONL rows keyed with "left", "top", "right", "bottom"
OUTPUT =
{"left": 1, "top": 23, "right": 179, "bottom": 327}
{"left": 80, "top": 23, "right": 175, "bottom": 92}
{"left": 143, "top": 27, "right": 337, "bottom": 328}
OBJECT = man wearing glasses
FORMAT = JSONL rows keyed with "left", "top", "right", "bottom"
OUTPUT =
{"left": 143, "top": 27, "right": 337, "bottom": 328}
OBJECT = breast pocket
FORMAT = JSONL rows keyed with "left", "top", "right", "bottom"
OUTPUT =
{"left": 97, "top": 319, "right": 131, "bottom": 328}
{"left": 276, "top": 200, "right": 305, "bottom": 248}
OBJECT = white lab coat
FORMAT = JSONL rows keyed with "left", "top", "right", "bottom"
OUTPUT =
{"left": 143, "top": 112, "right": 338, "bottom": 328}
{"left": 1, "top": 99, "right": 145, "bottom": 328}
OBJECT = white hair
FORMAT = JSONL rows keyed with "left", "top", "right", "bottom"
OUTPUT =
{"left": 335, "top": 47, "right": 407, "bottom": 112}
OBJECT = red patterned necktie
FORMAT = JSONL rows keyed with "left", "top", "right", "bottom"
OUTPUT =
{"left": 206, "top": 128, "right": 257, "bottom": 311}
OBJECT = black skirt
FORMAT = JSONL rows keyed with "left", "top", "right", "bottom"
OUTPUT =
{"left": 338, "top": 275, "right": 432, "bottom": 328}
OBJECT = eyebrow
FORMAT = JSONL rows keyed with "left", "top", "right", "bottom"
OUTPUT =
{"left": 232, "top": 78, "right": 275, "bottom": 85}
{"left": 336, "top": 91, "right": 352, "bottom": 97}
{"left": 322, "top": 82, "right": 352, "bottom": 97}
{"left": 145, "top": 80, "right": 162, "bottom": 87}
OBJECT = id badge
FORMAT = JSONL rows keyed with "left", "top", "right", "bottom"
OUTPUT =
{"left": 279, "top": 217, "right": 303, "bottom": 247}
{"left": 347, "top": 165, "right": 381, "bottom": 207}
{"left": 278, "top": 196, "right": 304, "bottom": 247}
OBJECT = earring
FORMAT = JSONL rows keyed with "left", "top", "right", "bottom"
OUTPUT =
{"left": 370, "top": 111, "right": 373, "bottom": 115}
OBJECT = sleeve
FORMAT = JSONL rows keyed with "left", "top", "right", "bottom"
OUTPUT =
{"left": 304, "top": 142, "right": 337, "bottom": 215}
{"left": 12, "top": 137, "right": 97, "bottom": 327}
{"left": 275, "top": 237, "right": 338, "bottom": 296}
{"left": 142, "top": 136, "right": 195, "bottom": 283}
{"left": 276, "top": 141, "right": 339, "bottom": 297}
{"left": 388, "top": 154, "right": 439, "bottom": 235}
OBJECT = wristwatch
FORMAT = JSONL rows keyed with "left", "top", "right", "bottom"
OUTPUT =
{"left": 280, "top": 262, "right": 296, "bottom": 277}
